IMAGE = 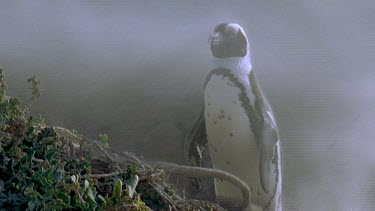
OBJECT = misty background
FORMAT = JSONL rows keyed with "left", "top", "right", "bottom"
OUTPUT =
{"left": 1, "top": 1, "right": 375, "bottom": 210}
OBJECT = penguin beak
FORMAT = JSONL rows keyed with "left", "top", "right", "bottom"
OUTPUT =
{"left": 209, "top": 32, "right": 221, "bottom": 48}
{"left": 208, "top": 33, "right": 213, "bottom": 45}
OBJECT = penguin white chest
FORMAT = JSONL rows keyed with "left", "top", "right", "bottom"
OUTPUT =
{"left": 204, "top": 73, "right": 262, "bottom": 205}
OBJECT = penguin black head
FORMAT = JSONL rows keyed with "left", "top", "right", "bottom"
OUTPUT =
{"left": 209, "top": 23, "right": 248, "bottom": 58}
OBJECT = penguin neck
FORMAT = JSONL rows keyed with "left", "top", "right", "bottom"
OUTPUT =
{"left": 210, "top": 55, "right": 252, "bottom": 76}
{"left": 210, "top": 54, "right": 252, "bottom": 88}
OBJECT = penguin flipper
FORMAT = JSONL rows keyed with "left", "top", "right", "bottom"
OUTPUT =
{"left": 183, "top": 109, "right": 216, "bottom": 201}
{"left": 259, "top": 111, "right": 280, "bottom": 194}
{"left": 184, "top": 109, "right": 210, "bottom": 168}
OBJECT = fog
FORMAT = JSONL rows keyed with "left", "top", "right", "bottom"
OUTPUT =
{"left": 1, "top": 1, "right": 375, "bottom": 210}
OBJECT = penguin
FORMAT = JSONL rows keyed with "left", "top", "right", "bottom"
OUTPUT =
{"left": 185, "top": 23, "right": 282, "bottom": 211}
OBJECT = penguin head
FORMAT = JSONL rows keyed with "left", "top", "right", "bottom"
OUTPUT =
{"left": 209, "top": 23, "right": 248, "bottom": 58}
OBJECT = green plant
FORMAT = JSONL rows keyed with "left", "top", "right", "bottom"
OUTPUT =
{"left": 0, "top": 68, "right": 226, "bottom": 211}
{"left": 0, "top": 69, "right": 148, "bottom": 210}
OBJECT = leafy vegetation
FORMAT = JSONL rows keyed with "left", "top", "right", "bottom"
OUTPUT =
{"left": 0, "top": 68, "right": 224, "bottom": 211}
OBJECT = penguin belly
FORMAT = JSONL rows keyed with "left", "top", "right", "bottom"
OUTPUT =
{"left": 204, "top": 74, "right": 263, "bottom": 207}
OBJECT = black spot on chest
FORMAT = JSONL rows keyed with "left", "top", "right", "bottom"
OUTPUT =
{"left": 205, "top": 68, "right": 265, "bottom": 143}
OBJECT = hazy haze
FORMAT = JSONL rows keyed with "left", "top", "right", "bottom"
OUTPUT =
{"left": 1, "top": 1, "right": 375, "bottom": 210}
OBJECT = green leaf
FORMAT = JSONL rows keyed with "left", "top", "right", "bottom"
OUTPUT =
{"left": 71, "top": 175, "right": 76, "bottom": 182}
{"left": 113, "top": 178, "right": 122, "bottom": 199}
{"left": 46, "top": 149, "right": 58, "bottom": 161}
{"left": 54, "top": 161, "right": 66, "bottom": 183}
{"left": 35, "top": 173, "right": 50, "bottom": 188}
{"left": 135, "top": 199, "right": 146, "bottom": 206}
{"left": 97, "top": 194, "right": 106, "bottom": 204}
{"left": 28, "top": 115, "right": 44, "bottom": 126}
{"left": 127, "top": 165, "right": 138, "bottom": 176}
{"left": 57, "top": 192, "right": 70, "bottom": 205}
{"left": 23, "top": 184, "right": 34, "bottom": 196}
{"left": 87, "top": 187, "right": 97, "bottom": 205}
{"left": 125, "top": 175, "right": 139, "bottom": 198}
{"left": 84, "top": 180, "right": 89, "bottom": 191}
{"left": 99, "top": 133, "right": 109, "bottom": 145}
{"left": 9, "top": 97, "right": 20, "bottom": 107}
{"left": 28, "top": 201, "right": 36, "bottom": 210}
{"left": 71, "top": 174, "right": 79, "bottom": 184}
